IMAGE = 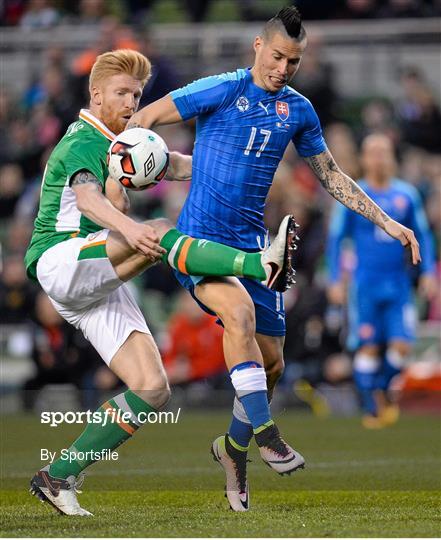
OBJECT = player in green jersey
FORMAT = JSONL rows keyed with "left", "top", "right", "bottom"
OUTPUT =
{"left": 27, "top": 49, "right": 297, "bottom": 516}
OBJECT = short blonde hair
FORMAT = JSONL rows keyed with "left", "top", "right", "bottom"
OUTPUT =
{"left": 89, "top": 49, "right": 151, "bottom": 91}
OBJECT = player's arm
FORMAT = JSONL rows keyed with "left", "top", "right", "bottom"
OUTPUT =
{"left": 71, "top": 170, "right": 165, "bottom": 259}
{"left": 407, "top": 187, "right": 438, "bottom": 299}
{"left": 326, "top": 203, "right": 352, "bottom": 305}
{"left": 127, "top": 95, "right": 192, "bottom": 182}
{"left": 304, "top": 149, "right": 421, "bottom": 264}
{"left": 105, "top": 176, "right": 130, "bottom": 214}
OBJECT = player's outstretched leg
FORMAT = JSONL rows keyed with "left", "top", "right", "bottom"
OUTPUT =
{"left": 30, "top": 466, "right": 92, "bottom": 516}
{"left": 158, "top": 215, "right": 299, "bottom": 291}
{"left": 211, "top": 434, "right": 249, "bottom": 512}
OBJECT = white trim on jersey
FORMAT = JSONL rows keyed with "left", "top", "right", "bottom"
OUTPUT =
{"left": 55, "top": 176, "right": 82, "bottom": 232}
{"left": 79, "top": 109, "right": 116, "bottom": 141}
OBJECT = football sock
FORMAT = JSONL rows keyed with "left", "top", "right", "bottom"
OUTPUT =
{"left": 376, "top": 348, "right": 405, "bottom": 391}
{"left": 49, "top": 390, "right": 155, "bottom": 479}
{"left": 160, "top": 229, "right": 266, "bottom": 280}
{"left": 353, "top": 353, "right": 380, "bottom": 415}
{"left": 228, "top": 397, "right": 253, "bottom": 450}
{"left": 230, "top": 361, "right": 272, "bottom": 432}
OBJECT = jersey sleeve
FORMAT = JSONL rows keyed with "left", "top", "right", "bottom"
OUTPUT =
{"left": 292, "top": 98, "right": 327, "bottom": 158}
{"left": 326, "top": 201, "right": 353, "bottom": 283}
{"left": 170, "top": 73, "right": 234, "bottom": 120}
{"left": 64, "top": 141, "right": 106, "bottom": 188}
{"left": 407, "top": 187, "right": 436, "bottom": 275}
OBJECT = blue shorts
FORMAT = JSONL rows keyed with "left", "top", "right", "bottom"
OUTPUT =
{"left": 347, "top": 275, "right": 416, "bottom": 351}
{"left": 174, "top": 271, "right": 286, "bottom": 337}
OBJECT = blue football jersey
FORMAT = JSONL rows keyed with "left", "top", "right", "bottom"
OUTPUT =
{"left": 327, "top": 179, "right": 435, "bottom": 282}
{"left": 170, "top": 68, "right": 326, "bottom": 249}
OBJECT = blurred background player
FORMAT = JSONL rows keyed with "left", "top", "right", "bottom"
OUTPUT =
{"left": 327, "top": 133, "right": 437, "bottom": 428}
{"left": 128, "top": 5, "right": 421, "bottom": 511}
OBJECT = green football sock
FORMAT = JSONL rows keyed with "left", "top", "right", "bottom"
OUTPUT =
{"left": 49, "top": 390, "right": 155, "bottom": 479}
{"left": 160, "top": 229, "right": 266, "bottom": 280}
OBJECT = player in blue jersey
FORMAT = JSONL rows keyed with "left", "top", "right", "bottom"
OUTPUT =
{"left": 128, "top": 6, "right": 421, "bottom": 511}
{"left": 327, "top": 134, "right": 436, "bottom": 429}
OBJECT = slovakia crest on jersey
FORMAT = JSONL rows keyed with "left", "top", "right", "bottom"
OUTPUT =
{"left": 276, "top": 101, "right": 289, "bottom": 122}
{"left": 236, "top": 96, "right": 250, "bottom": 112}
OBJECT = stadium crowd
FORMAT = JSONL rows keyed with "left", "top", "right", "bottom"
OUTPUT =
{"left": 0, "top": 4, "right": 439, "bottom": 414}
{"left": 1, "top": 0, "right": 441, "bottom": 26}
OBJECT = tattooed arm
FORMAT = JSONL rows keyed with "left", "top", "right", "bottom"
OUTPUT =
{"left": 304, "top": 149, "right": 421, "bottom": 264}
{"left": 71, "top": 170, "right": 164, "bottom": 258}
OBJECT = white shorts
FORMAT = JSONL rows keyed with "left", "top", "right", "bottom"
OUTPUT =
{"left": 36, "top": 229, "right": 150, "bottom": 366}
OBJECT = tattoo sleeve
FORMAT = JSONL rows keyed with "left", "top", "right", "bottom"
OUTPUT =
{"left": 71, "top": 170, "right": 102, "bottom": 189}
{"left": 125, "top": 121, "right": 143, "bottom": 130}
{"left": 304, "top": 150, "right": 390, "bottom": 228}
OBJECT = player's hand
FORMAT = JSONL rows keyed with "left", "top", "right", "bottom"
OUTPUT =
{"left": 327, "top": 282, "right": 346, "bottom": 305}
{"left": 418, "top": 273, "right": 438, "bottom": 301}
{"left": 383, "top": 219, "right": 421, "bottom": 265}
{"left": 166, "top": 152, "right": 192, "bottom": 182}
{"left": 121, "top": 221, "right": 166, "bottom": 260}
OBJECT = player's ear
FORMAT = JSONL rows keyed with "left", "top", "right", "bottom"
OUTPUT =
{"left": 253, "top": 36, "right": 263, "bottom": 54}
{"left": 90, "top": 85, "right": 102, "bottom": 106}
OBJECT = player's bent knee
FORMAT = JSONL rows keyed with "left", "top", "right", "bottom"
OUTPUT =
{"left": 266, "top": 357, "right": 285, "bottom": 379}
{"left": 130, "top": 381, "right": 171, "bottom": 411}
{"left": 222, "top": 302, "right": 256, "bottom": 336}
{"left": 146, "top": 217, "right": 173, "bottom": 240}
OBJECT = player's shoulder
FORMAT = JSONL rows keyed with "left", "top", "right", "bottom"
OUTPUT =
{"left": 283, "top": 85, "right": 313, "bottom": 105}
{"left": 216, "top": 68, "right": 248, "bottom": 83}
{"left": 61, "top": 119, "right": 108, "bottom": 153}
{"left": 391, "top": 178, "right": 420, "bottom": 200}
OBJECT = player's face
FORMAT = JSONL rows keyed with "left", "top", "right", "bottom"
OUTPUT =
{"left": 361, "top": 136, "right": 396, "bottom": 179}
{"left": 91, "top": 74, "right": 143, "bottom": 134}
{"left": 252, "top": 32, "right": 306, "bottom": 93}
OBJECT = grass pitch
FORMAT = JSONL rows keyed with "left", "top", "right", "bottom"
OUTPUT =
{"left": 1, "top": 410, "right": 440, "bottom": 537}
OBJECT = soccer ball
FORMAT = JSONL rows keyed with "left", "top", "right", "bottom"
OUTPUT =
{"left": 107, "top": 128, "right": 169, "bottom": 190}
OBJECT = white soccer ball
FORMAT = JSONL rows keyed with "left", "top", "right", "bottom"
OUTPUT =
{"left": 107, "top": 128, "right": 169, "bottom": 190}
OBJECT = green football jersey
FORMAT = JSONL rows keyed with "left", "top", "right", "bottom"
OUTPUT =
{"left": 24, "top": 109, "right": 116, "bottom": 280}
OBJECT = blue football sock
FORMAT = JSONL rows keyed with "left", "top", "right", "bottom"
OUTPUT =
{"left": 376, "top": 349, "right": 405, "bottom": 391}
{"left": 353, "top": 353, "right": 380, "bottom": 415}
{"left": 230, "top": 361, "right": 271, "bottom": 431}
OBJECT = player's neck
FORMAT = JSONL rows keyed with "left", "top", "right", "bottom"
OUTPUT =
{"left": 365, "top": 173, "right": 391, "bottom": 190}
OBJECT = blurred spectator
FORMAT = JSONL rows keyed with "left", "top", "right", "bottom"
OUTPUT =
{"left": 5, "top": 218, "right": 33, "bottom": 253}
{"left": 1, "top": 0, "right": 26, "bottom": 25}
{"left": 20, "top": 0, "right": 59, "bottom": 29}
{"left": 0, "top": 164, "right": 25, "bottom": 218}
{"left": 292, "top": 33, "right": 338, "bottom": 127}
{"left": 325, "top": 123, "right": 361, "bottom": 180}
{"left": 396, "top": 67, "right": 441, "bottom": 153}
{"left": 283, "top": 274, "right": 343, "bottom": 387}
{"left": 378, "top": 0, "right": 435, "bottom": 17}
{"left": 341, "top": 0, "right": 379, "bottom": 19}
{"left": 162, "top": 291, "right": 226, "bottom": 385}
{"left": 0, "top": 253, "right": 37, "bottom": 324}
{"left": 70, "top": 17, "right": 141, "bottom": 108}
{"left": 358, "top": 99, "right": 399, "bottom": 144}
{"left": 139, "top": 35, "right": 183, "bottom": 107}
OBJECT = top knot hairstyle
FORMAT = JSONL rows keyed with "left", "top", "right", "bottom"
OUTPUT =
{"left": 263, "top": 5, "right": 306, "bottom": 42}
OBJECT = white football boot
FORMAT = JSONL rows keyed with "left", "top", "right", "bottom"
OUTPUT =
{"left": 255, "top": 423, "right": 305, "bottom": 476}
{"left": 30, "top": 465, "right": 93, "bottom": 516}
{"left": 261, "top": 214, "right": 299, "bottom": 292}
{"left": 211, "top": 435, "right": 249, "bottom": 512}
